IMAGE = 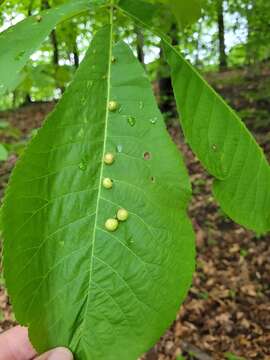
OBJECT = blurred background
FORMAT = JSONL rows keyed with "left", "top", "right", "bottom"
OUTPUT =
{"left": 0, "top": 1, "right": 269, "bottom": 359}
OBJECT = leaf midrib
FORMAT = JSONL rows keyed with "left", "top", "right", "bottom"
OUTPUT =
{"left": 73, "top": 12, "right": 114, "bottom": 349}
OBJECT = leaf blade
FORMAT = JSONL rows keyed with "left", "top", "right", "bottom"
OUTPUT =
{"left": 3, "top": 26, "right": 195, "bottom": 360}
{"left": 0, "top": 0, "right": 104, "bottom": 95}
{"left": 164, "top": 44, "right": 270, "bottom": 233}
{"left": 160, "top": 0, "right": 203, "bottom": 28}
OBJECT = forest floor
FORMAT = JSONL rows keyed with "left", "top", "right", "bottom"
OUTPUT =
{"left": 0, "top": 64, "right": 269, "bottom": 360}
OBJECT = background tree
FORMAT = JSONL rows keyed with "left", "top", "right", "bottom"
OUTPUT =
{"left": 217, "top": 0, "right": 227, "bottom": 70}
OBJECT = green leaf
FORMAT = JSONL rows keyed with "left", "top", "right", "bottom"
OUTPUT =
{"left": 160, "top": 0, "right": 203, "bottom": 28}
{"left": 225, "top": 353, "right": 246, "bottom": 360}
{"left": 3, "top": 26, "right": 195, "bottom": 360}
{"left": 117, "top": 0, "right": 270, "bottom": 233}
{"left": 0, "top": 144, "right": 8, "bottom": 161}
{"left": 119, "top": 0, "right": 159, "bottom": 24}
{"left": 119, "top": 0, "right": 203, "bottom": 29}
{"left": 164, "top": 44, "right": 270, "bottom": 233}
{"left": 117, "top": 0, "right": 170, "bottom": 39}
{"left": 0, "top": 0, "right": 105, "bottom": 95}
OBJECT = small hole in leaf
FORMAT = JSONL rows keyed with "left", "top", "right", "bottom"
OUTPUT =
{"left": 150, "top": 176, "right": 155, "bottom": 183}
{"left": 116, "top": 144, "right": 123, "bottom": 153}
{"left": 143, "top": 152, "right": 151, "bottom": 160}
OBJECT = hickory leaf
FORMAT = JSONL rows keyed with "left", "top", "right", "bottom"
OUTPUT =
{"left": 118, "top": 0, "right": 202, "bottom": 33}
{"left": 117, "top": 0, "right": 270, "bottom": 233}
{"left": 164, "top": 44, "right": 270, "bottom": 233}
{"left": 0, "top": 0, "right": 105, "bottom": 95}
{"left": 3, "top": 24, "right": 195, "bottom": 360}
{"left": 160, "top": 0, "right": 203, "bottom": 28}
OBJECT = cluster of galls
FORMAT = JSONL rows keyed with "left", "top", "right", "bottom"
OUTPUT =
{"left": 102, "top": 100, "right": 129, "bottom": 232}
{"left": 104, "top": 209, "right": 129, "bottom": 232}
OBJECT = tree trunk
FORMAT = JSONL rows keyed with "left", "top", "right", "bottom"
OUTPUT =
{"left": 170, "top": 22, "right": 178, "bottom": 46}
{"left": 158, "top": 23, "right": 178, "bottom": 113}
{"left": 50, "top": 30, "right": 59, "bottom": 66}
{"left": 22, "top": 94, "right": 32, "bottom": 107}
{"left": 135, "top": 26, "right": 145, "bottom": 65}
{"left": 28, "top": 0, "right": 34, "bottom": 16}
{"left": 24, "top": 0, "right": 35, "bottom": 103}
{"left": 41, "top": 0, "right": 66, "bottom": 94}
{"left": 195, "top": 21, "right": 202, "bottom": 67}
{"left": 245, "top": 1, "right": 255, "bottom": 65}
{"left": 73, "top": 41, "right": 80, "bottom": 69}
{"left": 217, "top": 0, "right": 227, "bottom": 71}
{"left": 42, "top": 0, "right": 59, "bottom": 67}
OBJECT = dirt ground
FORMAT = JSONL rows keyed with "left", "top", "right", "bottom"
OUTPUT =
{"left": 0, "top": 67, "right": 269, "bottom": 360}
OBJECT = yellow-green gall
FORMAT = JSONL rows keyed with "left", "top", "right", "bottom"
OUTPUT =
{"left": 117, "top": 208, "right": 129, "bottom": 222}
{"left": 36, "top": 15, "right": 42, "bottom": 22}
{"left": 103, "top": 178, "right": 113, "bottom": 189}
{"left": 104, "top": 152, "right": 115, "bottom": 165}
{"left": 108, "top": 101, "right": 119, "bottom": 112}
{"left": 105, "top": 218, "right": 119, "bottom": 232}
